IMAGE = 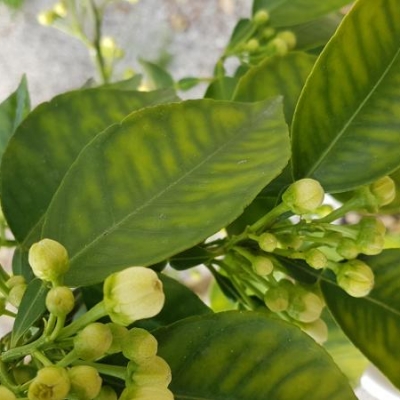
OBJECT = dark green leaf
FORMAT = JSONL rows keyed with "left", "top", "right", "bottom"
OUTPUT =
{"left": 169, "top": 246, "right": 211, "bottom": 271}
{"left": 0, "top": 75, "right": 30, "bottom": 161}
{"left": 226, "top": 18, "right": 254, "bottom": 52}
{"left": 139, "top": 59, "right": 175, "bottom": 90}
{"left": 253, "top": 0, "right": 350, "bottom": 27}
{"left": 1, "top": 88, "right": 178, "bottom": 245}
{"left": 321, "top": 249, "right": 400, "bottom": 389}
{"left": 155, "top": 311, "right": 357, "bottom": 400}
{"left": 176, "top": 77, "right": 202, "bottom": 91}
{"left": 292, "top": 0, "right": 400, "bottom": 192}
{"left": 41, "top": 97, "right": 290, "bottom": 286}
{"left": 11, "top": 279, "right": 48, "bottom": 347}
{"left": 204, "top": 77, "right": 238, "bottom": 100}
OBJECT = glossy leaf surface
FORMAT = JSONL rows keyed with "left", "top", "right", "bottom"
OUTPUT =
{"left": 155, "top": 311, "right": 357, "bottom": 400}
{"left": 253, "top": 0, "right": 350, "bottom": 27}
{"left": 322, "top": 250, "right": 400, "bottom": 389}
{"left": 292, "top": 0, "right": 400, "bottom": 192}
{"left": 1, "top": 88, "right": 178, "bottom": 244}
{"left": 41, "top": 98, "right": 290, "bottom": 285}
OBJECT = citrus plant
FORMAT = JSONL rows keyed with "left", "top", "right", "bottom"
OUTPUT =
{"left": 1, "top": 0, "right": 400, "bottom": 399}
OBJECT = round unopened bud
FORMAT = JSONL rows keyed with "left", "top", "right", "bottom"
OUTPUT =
{"left": 103, "top": 266, "right": 165, "bottom": 326}
{"left": 74, "top": 323, "right": 112, "bottom": 361}
{"left": 93, "top": 386, "right": 117, "bottom": 400}
{"left": 28, "top": 239, "right": 69, "bottom": 283}
{"left": 8, "top": 283, "right": 27, "bottom": 308}
{"left": 245, "top": 39, "right": 260, "bottom": 53}
{"left": 301, "top": 319, "right": 328, "bottom": 344}
{"left": 0, "top": 386, "right": 17, "bottom": 400}
{"left": 264, "top": 284, "right": 290, "bottom": 313}
{"left": 68, "top": 365, "right": 102, "bottom": 400}
{"left": 262, "top": 27, "right": 275, "bottom": 39}
{"left": 287, "top": 289, "right": 324, "bottom": 323}
{"left": 276, "top": 30, "right": 297, "bottom": 50}
{"left": 45, "top": 286, "right": 74, "bottom": 317}
{"left": 253, "top": 9, "right": 270, "bottom": 25}
{"left": 357, "top": 217, "right": 385, "bottom": 255}
{"left": 129, "top": 356, "right": 172, "bottom": 387}
{"left": 337, "top": 238, "right": 359, "bottom": 259}
{"left": 370, "top": 176, "right": 396, "bottom": 206}
{"left": 53, "top": 2, "right": 67, "bottom": 17}
{"left": 258, "top": 232, "right": 278, "bottom": 252}
{"left": 270, "top": 37, "right": 288, "bottom": 56}
{"left": 122, "top": 328, "right": 158, "bottom": 363}
{"left": 305, "top": 249, "right": 328, "bottom": 270}
{"left": 252, "top": 256, "right": 274, "bottom": 276}
{"left": 119, "top": 385, "right": 174, "bottom": 400}
{"left": 282, "top": 179, "right": 325, "bottom": 215}
{"left": 336, "top": 259, "right": 374, "bottom": 297}
{"left": 28, "top": 366, "right": 70, "bottom": 400}
{"left": 106, "top": 323, "right": 129, "bottom": 354}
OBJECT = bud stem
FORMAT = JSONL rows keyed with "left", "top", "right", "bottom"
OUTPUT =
{"left": 0, "top": 360, "right": 18, "bottom": 391}
{"left": 74, "top": 360, "right": 126, "bottom": 380}
{"left": 250, "top": 202, "right": 291, "bottom": 233}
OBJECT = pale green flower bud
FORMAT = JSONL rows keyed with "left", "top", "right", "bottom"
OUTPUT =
{"left": 0, "top": 385, "right": 16, "bottom": 400}
{"left": 6, "top": 275, "right": 25, "bottom": 289}
{"left": 337, "top": 238, "right": 359, "bottom": 259}
{"left": 287, "top": 289, "right": 324, "bottom": 323}
{"left": 119, "top": 385, "right": 174, "bottom": 400}
{"left": 68, "top": 365, "right": 102, "bottom": 400}
{"left": 357, "top": 217, "right": 385, "bottom": 255}
{"left": 370, "top": 176, "right": 396, "bottom": 206}
{"left": 305, "top": 249, "right": 328, "bottom": 270}
{"left": 253, "top": 9, "right": 270, "bottom": 25}
{"left": 94, "top": 386, "right": 117, "bottom": 400}
{"left": 336, "top": 259, "right": 374, "bottom": 297}
{"left": 129, "top": 356, "right": 172, "bottom": 388}
{"left": 301, "top": 319, "right": 328, "bottom": 344}
{"left": 46, "top": 286, "right": 74, "bottom": 317}
{"left": 106, "top": 323, "right": 129, "bottom": 354}
{"left": 282, "top": 179, "right": 325, "bottom": 215}
{"left": 74, "top": 323, "right": 112, "bottom": 361}
{"left": 252, "top": 256, "right": 274, "bottom": 276}
{"left": 122, "top": 328, "right": 158, "bottom": 363}
{"left": 8, "top": 283, "right": 27, "bottom": 308}
{"left": 37, "top": 10, "right": 58, "bottom": 26}
{"left": 53, "top": 2, "right": 67, "bottom": 18}
{"left": 28, "top": 239, "right": 69, "bottom": 283}
{"left": 270, "top": 38, "right": 288, "bottom": 56}
{"left": 258, "top": 232, "right": 277, "bottom": 252}
{"left": 276, "top": 30, "right": 297, "bottom": 50}
{"left": 262, "top": 27, "right": 275, "bottom": 40}
{"left": 28, "top": 366, "right": 70, "bottom": 400}
{"left": 264, "top": 283, "right": 291, "bottom": 313}
{"left": 244, "top": 39, "right": 260, "bottom": 53}
{"left": 103, "top": 267, "right": 165, "bottom": 326}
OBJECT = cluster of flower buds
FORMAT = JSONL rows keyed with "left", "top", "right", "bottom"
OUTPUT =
{"left": 0, "top": 239, "right": 172, "bottom": 400}
{"left": 37, "top": 1, "right": 67, "bottom": 26}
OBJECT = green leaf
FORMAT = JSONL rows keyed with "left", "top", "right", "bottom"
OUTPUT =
{"left": 139, "top": 59, "right": 175, "bottom": 90}
{"left": 169, "top": 246, "right": 211, "bottom": 271}
{"left": 253, "top": 0, "right": 350, "bottom": 27}
{"left": 102, "top": 75, "right": 143, "bottom": 91}
{"left": 292, "top": 0, "right": 400, "bottom": 192}
{"left": 41, "top": 98, "right": 290, "bottom": 286}
{"left": 0, "top": 75, "right": 30, "bottom": 161}
{"left": 11, "top": 278, "right": 48, "bottom": 347}
{"left": 204, "top": 77, "right": 239, "bottom": 100}
{"left": 155, "top": 311, "right": 357, "bottom": 400}
{"left": 234, "top": 52, "right": 316, "bottom": 124}
{"left": 321, "top": 249, "right": 400, "bottom": 390}
{"left": 1, "top": 88, "right": 178, "bottom": 246}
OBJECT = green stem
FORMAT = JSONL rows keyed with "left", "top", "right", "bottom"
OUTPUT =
{"left": 57, "top": 301, "right": 107, "bottom": 340}
{"left": 44, "top": 313, "right": 57, "bottom": 337}
{"left": 32, "top": 350, "right": 53, "bottom": 367}
{"left": 1, "top": 336, "right": 47, "bottom": 363}
{"left": 57, "top": 349, "right": 78, "bottom": 368}
{"left": 249, "top": 202, "right": 291, "bottom": 233}
{"left": 2, "top": 309, "right": 17, "bottom": 318}
{"left": 74, "top": 360, "right": 126, "bottom": 380}
{"left": 0, "top": 359, "right": 18, "bottom": 391}
{"left": 49, "top": 315, "right": 67, "bottom": 342}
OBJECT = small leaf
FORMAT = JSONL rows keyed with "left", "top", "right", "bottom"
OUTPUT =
{"left": 176, "top": 77, "right": 202, "bottom": 91}
{"left": 102, "top": 75, "right": 143, "bottom": 91}
{"left": 253, "top": 0, "right": 350, "bottom": 27}
{"left": 321, "top": 249, "right": 400, "bottom": 390}
{"left": 204, "top": 77, "right": 239, "bottom": 100}
{"left": 11, "top": 278, "right": 48, "bottom": 347}
{"left": 139, "top": 59, "right": 175, "bottom": 90}
{"left": 0, "top": 75, "right": 30, "bottom": 160}
{"left": 155, "top": 311, "right": 357, "bottom": 400}
{"left": 292, "top": 0, "right": 400, "bottom": 192}
{"left": 41, "top": 98, "right": 290, "bottom": 286}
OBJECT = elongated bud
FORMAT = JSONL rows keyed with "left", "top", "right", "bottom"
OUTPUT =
{"left": 46, "top": 286, "right": 74, "bottom": 317}
{"left": 119, "top": 385, "right": 174, "bottom": 400}
{"left": 252, "top": 256, "right": 274, "bottom": 276}
{"left": 74, "top": 323, "right": 112, "bottom": 361}
{"left": 370, "top": 176, "right": 396, "bottom": 206}
{"left": 337, "top": 238, "right": 359, "bottom": 259}
{"left": 68, "top": 365, "right": 102, "bottom": 400}
{"left": 276, "top": 30, "right": 297, "bottom": 50}
{"left": 287, "top": 289, "right": 324, "bottom": 323}
{"left": 301, "top": 319, "right": 328, "bottom": 344}
{"left": 258, "top": 232, "right": 278, "bottom": 252}
{"left": 28, "top": 366, "right": 70, "bottom": 400}
{"left": 93, "top": 386, "right": 117, "bottom": 400}
{"left": 0, "top": 386, "right": 16, "bottom": 400}
{"left": 253, "top": 9, "right": 270, "bottom": 25}
{"left": 28, "top": 239, "right": 69, "bottom": 283}
{"left": 357, "top": 217, "right": 385, "bottom": 255}
{"left": 336, "top": 259, "right": 374, "bottom": 297}
{"left": 103, "top": 267, "right": 165, "bottom": 326}
{"left": 6, "top": 275, "right": 25, "bottom": 289}
{"left": 128, "top": 356, "right": 172, "bottom": 387}
{"left": 122, "top": 328, "right": 158, "bottom": 363}
{"left": 282, "top": 179, "right": 325, "bottom": 215}
{"left": 8, "top": 283, "right": 27, "bottom": 308}
{"left": 106, "top": 323, "right": 129, "bottom": 354}
{"left": 305, "top": 249, "right": 328, "bottom": 270}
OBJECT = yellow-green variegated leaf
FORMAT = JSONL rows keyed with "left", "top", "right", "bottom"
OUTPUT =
{"left": 321, "top": 250, "right": 400, "bottom": 389}
{"left": 292, "top": 0, "right": 400, "bottom": 192}
{"left": 234, "top": 52, "right": 316, "bottom": 125}
{"left": 42, "top": 98, "right": 290, "bottom": 286}
{"left": 155, "top": 311, "right": 357, "bottom": 400}
{"left": 1, "top": 88, "right": 178, "bottom": 245}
